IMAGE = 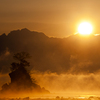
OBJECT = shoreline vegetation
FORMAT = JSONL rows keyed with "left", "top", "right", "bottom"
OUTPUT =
{"left": 0, "top": 96, "right": 99, "bottom": 100}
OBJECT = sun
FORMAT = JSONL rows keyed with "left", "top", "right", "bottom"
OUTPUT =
{"left": 78, "top": 22, "right": 93, "bottom": 35}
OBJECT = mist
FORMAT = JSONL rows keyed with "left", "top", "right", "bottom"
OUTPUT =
{"left": 0, "top": 29, "right": 100, "bottom": 97}
{"left": 31, "top": 71, "right": 100, "bottom": 93}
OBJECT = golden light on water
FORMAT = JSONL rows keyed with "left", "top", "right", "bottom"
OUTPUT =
{"left": 78, "top": 22, "right": 93, "bottom": 35}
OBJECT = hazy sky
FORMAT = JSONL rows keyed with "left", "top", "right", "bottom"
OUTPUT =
{"left": 0, "top": 0, "right": 100, "bottom": 37}
{"left": 2, "top": 1, "right": 100, "bottom": 95}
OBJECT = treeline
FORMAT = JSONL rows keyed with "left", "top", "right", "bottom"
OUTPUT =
{"left": 0, "top": 96, "right": 100, "bottom": 100}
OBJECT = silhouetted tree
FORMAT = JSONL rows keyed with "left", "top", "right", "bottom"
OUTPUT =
{"left": 1, "top": 52, "right": 49, "bottom": 94}
{"left": 9, "top": 52, "right": 37, "bottom": 91}
{"left": 10, "top": 52, "right": 31, "bottom": 72}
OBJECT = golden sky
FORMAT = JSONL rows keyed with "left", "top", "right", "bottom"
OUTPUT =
{"left": 1, "top": 1, "right": 100, "bottom": 95}
{"left": 0, "top": 0, "right": 100, "bottom": 37}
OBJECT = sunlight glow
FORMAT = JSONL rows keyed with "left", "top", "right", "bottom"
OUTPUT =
{"left": 78, "top": 22, "right": 93, "bottom": 35}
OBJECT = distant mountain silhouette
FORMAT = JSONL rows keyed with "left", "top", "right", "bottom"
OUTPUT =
{"left": 0, "top": 28, "right": 100, "bottom": 75}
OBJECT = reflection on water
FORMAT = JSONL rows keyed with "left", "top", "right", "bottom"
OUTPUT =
{"left": 0, "top": 93, "right": 100, "bottom": 100}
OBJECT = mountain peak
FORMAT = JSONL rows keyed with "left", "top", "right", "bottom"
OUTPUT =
{"left": 0, "top": 33, "right": 6, "bottom": 37}
{"left": 20, "top": 28, "right": 31, "bottom": 32}
{"left": 7, "top": 28, "right": 48, "bottom": 40}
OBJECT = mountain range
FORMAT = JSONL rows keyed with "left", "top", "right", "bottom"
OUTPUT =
{"left": 0, "top": 28, "right": 100, "bottom": 75}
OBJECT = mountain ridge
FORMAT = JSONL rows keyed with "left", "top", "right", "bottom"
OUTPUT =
{"left": 0, "top": 28, "right": 100, "bottom": 75}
